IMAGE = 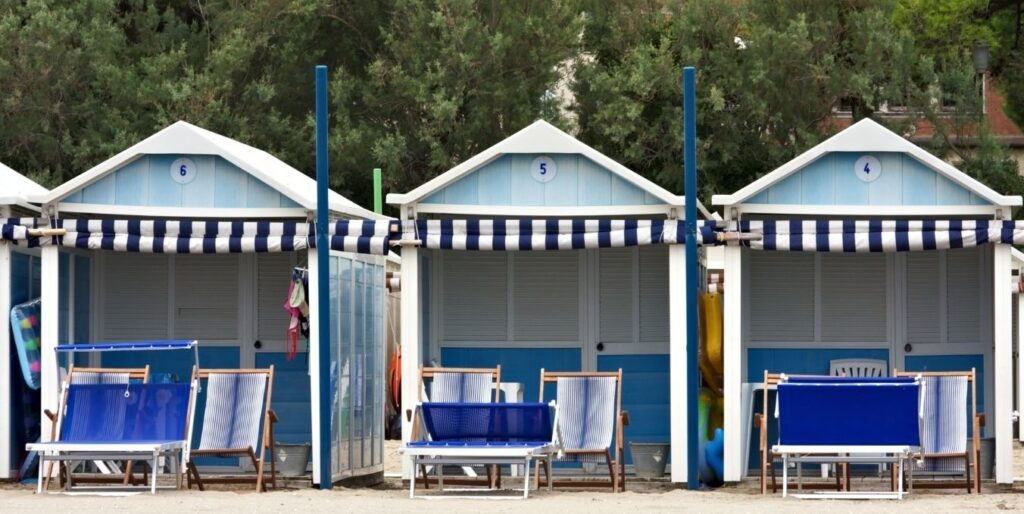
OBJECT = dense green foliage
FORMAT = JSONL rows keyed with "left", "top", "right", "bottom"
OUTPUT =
{"left": 0, "top": 1, "right": 1021, "bottom": 213}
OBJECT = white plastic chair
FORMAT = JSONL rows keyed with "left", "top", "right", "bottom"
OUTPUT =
{"left": 821, "top": 358, "right": 888, "bottom": 478}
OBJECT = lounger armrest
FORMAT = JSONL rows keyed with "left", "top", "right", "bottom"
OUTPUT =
{"left": 976, "top": 413, "right": 985, "bottom": 427}
{"left": 268, "top": 409, "right": 279, "bottom": 423}
{"left": 44, "top": 409, "right": 57, "bottom": 423}
{"left": 620, "top": 410, "right": 630, "bottom": 426}
{"left": 754, "top": 413, "right": 763, "bottom": 429}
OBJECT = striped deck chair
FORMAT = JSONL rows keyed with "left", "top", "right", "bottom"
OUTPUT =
{"left": 894, "top": 369, "right": 983, "bottom": 494}
{"left": 413, "top": 366, "right": 501, "bottom": 489}
{"left": 187, "top": 368, "right": 277, "bottom": 492}
{"left": 42, "top": 365, "right": 151, "bottom": 491}
{"left": 536, "top": 369, "right": 628, "bottom": 492}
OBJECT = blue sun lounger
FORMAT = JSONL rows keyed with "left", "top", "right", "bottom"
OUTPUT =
{"left": 400, "top": 402, "right": 561, "bottom": 499}
{"left": 772, "top": 376, "right": 924, "bottom": 500}
{"left": 26, "top": 340, "right": 200, "bottom": 494}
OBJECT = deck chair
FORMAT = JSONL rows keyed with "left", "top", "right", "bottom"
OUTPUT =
{"left": 536, "top": 369, "right": 628, "bottom": 492}
{"left": 413, "top": 366, "right": 501, "bottom": 489}
{"left": 822, "top": 359, "right": 888, "bottom": 478}
{"left": 29, "top": 368, "right": 198, "bottom": 494}
{"left": 42, "top": 365, "right": 151, "bottom": 491}
{"left": 894, "top": 368, "right": 983, "bottom": 493}
{"left": 187, "top": 368, "right": 277, "bottom": 492}
{"left": 756, "top": 371, "right": 846, "bottom": 494}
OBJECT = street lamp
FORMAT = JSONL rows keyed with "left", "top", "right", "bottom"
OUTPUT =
{"left": 972, "top": 44, "right": 990, "bottom": 75}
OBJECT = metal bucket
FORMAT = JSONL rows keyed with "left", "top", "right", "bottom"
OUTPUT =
{"left": 275, "top": 442, "right": 311, "bottom": 477}
{"left": 630, "top": 442, "right": 669, "bottom": 479}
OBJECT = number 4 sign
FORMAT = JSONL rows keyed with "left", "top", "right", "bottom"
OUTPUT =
{"left": 530, "top": 156, "right": 557, "bottom": 183}
{"left": 170, "top": 157, "right": 198, "bottom": 185}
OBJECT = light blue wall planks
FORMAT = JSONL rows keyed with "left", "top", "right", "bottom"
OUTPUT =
{"left": 421, "top": 154, "right": 663, "bottom": 207}
{"left": 746, "top": 152, "right": 986, "bottom": 206}
{"left": 256, "top": 352, "right": 311, "bottom": 446}
{"left": 64, "top": 154, "right": 302, "bottom": 209}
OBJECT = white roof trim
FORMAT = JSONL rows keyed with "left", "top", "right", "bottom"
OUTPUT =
{"left": 386, "top": 119, "right": 687, "bottom": 208}
{"left": 1, "top": 162, "right": 48, "bottom": 204}
{"left": 41, "top": 121, "right": 385, "bottom": 220}
{"left": 1012, "top": 247, "right": 1024, "bottom": 265}
{"left": 711, "top": 118, "right": 1023, "bottom": 208}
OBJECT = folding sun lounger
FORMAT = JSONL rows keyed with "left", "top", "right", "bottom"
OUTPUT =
{"left": 401, "top": 402, "right": 561, "bottom": 499}
{"left": 771, "top": 375, "right": 924, "bottom": 500}
{"left": 27, "top": 340, "right": 200, "bottom": 495}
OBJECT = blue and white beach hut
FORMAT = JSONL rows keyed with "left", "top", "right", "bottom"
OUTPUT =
{"left": 388, "top": 120, "right": 712, "bottom": 484}
{"left": 0, "top": 162, "right": 47, "bottom": 479}
{"left": 711, "top": 118, "right": 1022, "bottom": 485}
{"left": 0, "top": 122, "right": 392, "bottom": 486}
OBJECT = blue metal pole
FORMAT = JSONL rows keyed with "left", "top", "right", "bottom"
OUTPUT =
{"left": 315, "top": 64, "right": 332, "bottom": 490}
{"left": 683, "top": 66, "right": 699, "bottom": 490}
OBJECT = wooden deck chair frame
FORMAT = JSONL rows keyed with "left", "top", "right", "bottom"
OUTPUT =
{"left": 43, "top": 365, "right": 151, "bottom": 491}
{"left": 893, "top": 368, "right": 983, "bottom": 494}
{"left": 535, "top": 369, "right": 628, "bottom": 493}
{"left": 186, "top": 367, "right": 277, "bottom": 493}
{"left": 756, "top": 371, "right": 847, "bottom": 494}
{"left": 411, "top": 365, "right": 502, "bottom": 490}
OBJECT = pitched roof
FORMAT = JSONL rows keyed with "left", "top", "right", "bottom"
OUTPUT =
{"left": 41, "top": 121, "right": 383, "bottom": 219}
{"left": 711, "top": 117, "right": 1022, "bottom": 208}
{"left": 388, "top": 120, "right": 711, "bottom": 216}
{"left": 0, "top": 161, "right": 48, "bottom": 206}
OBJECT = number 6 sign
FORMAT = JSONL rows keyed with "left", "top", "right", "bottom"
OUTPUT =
{"left": 170, "top": 157, "right": 198, "bottom": 185}
{"left": 530, "top": 156, "right": 557, "bottom": 183}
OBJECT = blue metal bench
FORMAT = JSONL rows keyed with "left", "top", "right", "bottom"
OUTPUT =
{"left": 28, "top": 379, "right": 198, "bottom": 494}
{"left": 400, "top": 402, "right": 560, "bottom": 499}
{"left": 773, "top": 376, "right": 923, "bottom": 499}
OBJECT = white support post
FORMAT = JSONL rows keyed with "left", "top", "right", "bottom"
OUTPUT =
{"left": 307, "top": 249, "right": 323, "bottom": 486}
{"left": 668, "top": 243, "right": 687, "bottom": 483}
{"left": 993, "top": 244, "right": 1013, "bottom": 484}
{"left": 400, "top": 241, "right": 420, "bottom": 481}
{"left": 40, "top": 245, "right": 59, "bottom": 447}
{"left": 0, "top": 237, "right": 11, "bottom": 479}
{"left": 722, "top": 244, "right": 743, "bottom": 482}
{"left": 1018, "top": 289, "right": 1024, "bottom": 443}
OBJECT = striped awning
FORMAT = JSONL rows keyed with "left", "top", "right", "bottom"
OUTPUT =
{"left": 737, "top": 219, "right": 1024, "bottom": 252}
{"left": 407, "top": 219, "right": 720, "bottom": 250}
{"left": 0, "top": 218, "right": 394, "bottom": 255}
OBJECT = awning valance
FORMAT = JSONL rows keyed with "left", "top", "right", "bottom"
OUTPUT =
{"left": 738, "top": 219, "right": 1023, "bottom": 252}
{"left": 1, "top": 218, "right": 394, "bottom": 255}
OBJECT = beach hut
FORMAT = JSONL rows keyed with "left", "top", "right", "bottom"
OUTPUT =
{"left": 0, "top": 122, "right": 391, "bottom": 486}
{"left": 387, "top": 120, "right": 710, "bottom": 483}
{"left": 0, "top": 162, "right": 48, "bottom": 479}
{"left": 711, "top": 118, "right": 1022, "bottom": 485}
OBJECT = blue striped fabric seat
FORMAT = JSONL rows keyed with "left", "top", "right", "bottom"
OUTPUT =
{"left": 919, "top": 376, "right": 969, "bottom": 473}
{"left": 60, "top": 383, "right": 191, "bottom": 443}
{"left": 554, "top": 376, "right": 617, "bottom": 463}
{"left": 197, "top": 373, "right": 268, "bottom": 452}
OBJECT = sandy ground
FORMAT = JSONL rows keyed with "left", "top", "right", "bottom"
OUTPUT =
{"left": 0, "top": 441, "right": 1019, "bottom": 513}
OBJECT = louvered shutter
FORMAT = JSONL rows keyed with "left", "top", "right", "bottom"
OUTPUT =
{"left": 748, "top": 252, "right": 814, "bottom": 342}
{"left": 441, "top": 251, "right": 508, "bottom": 341}
{"left": 174, "top": 255, "right": 239, "bottom": 340}
{"left": 820, "top": 253, "right": 887, "bottom": 342}
{"left": 599, "top": 248, "right": 634, "bottom": 343}
{"left": 946, "top": 248, "right": 980, "bottom": 343}
{"left": 512, "top": 252, "right": 579, "bottom": 341}
{"left": 257, "top": 254, "right": 295, "bottom": 343}
{"left": 906, "top": 252, "right": 941, "bottom": 344}
{"left": 639, "top": 246, "right": 669, "bottom": 343}
{"left": 102, "top": 253, "right": 169, "bottom": 341}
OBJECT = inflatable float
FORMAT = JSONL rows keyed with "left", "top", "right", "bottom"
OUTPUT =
{"left": 10, "top": 299, "right": 42, "bottom": 390}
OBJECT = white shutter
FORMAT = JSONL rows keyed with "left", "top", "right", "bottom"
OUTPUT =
{"left": 820, "top": 253, "right": 887, "bottom": 342}
{"left": 174, "top": 255, "right": 239, "bottom": 340}
{"left": 257, "top": 254, "right": 295, "bottom": 343}
{"left": 102, "top": 253, "right": 169, "bottom": 341}
{"left": 748, "top": 252, "right": 814, "bottom": 342}
{"left": 441, "top": 251, "right": 508, "bottom": 341}
{"left": 599, "top": 248, "right": 634, "bottom": 343}
{"left": 639, "top": 245, "right": 669, "bottom": 343}
{"left": 906, "top": 252, "right": 941, "bottom": 344}
{"left": 512, "top": 252, "right": 579, "bottom": 341}
{"left": 946, "top": 248, "right": 980, "bottom": 343}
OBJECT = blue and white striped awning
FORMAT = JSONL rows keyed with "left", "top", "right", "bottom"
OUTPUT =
{"left": 408, "top": 219, "right": 720, "bottom": 250}
{"left": 0, "top": 218, "right": 394, "bottom": 255}
{"left": 738, "top": 219, "right": 1024, "bottom": 252}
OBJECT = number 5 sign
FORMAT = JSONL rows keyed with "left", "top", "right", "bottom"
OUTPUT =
{"left": 170, "top": 157, "right": 198, "bottom": 185}
{"left": 530, "top": 156, "right": 557, "bottom": 183}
